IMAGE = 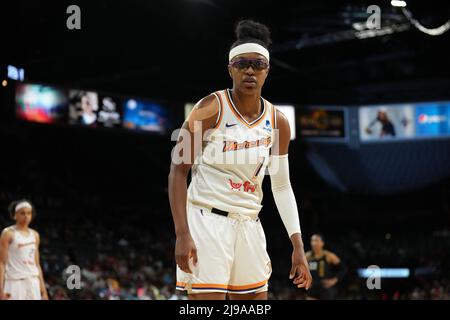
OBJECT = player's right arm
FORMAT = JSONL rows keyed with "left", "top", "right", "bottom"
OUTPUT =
{"left": 0, "top": 228, "right": 13, "bottom": 300}
{"left": 168, "top": 94, "right": 219, "bottom": 273}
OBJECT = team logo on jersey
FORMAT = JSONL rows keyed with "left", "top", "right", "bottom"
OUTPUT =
{"left": 228, "top": 179, "right": 256, "bottom": 193}
{"left": 229, "top": 179, "right": 243, "bottom": 190}
{"left": 222, "top": 136, "right": 271, "bottom": 152}
{"left": 309, "top": 261, "right": 318, "bottom": 270}
{"left": 18, "top": 242, "right": 35, "bottom": 248}
{"left": 243, "top": 181, "right": 257, "bottom": 192}
{"left": 263, "top": 120, "right": 272, "bottom": 133}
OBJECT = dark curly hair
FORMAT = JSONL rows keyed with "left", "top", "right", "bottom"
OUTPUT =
{"left": 230, "top": 19, "right": 272, "bottom": 50}
{"left": 8, "top": 199, "right": 36, "bottom": 220}
{"left": 311, "top": 233, "right": 325, "bottom": 243}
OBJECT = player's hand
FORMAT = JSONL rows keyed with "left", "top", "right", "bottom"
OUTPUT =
{"left": 321, "top": 277, "right": 338, "bottom": 289}
{"left": 41, "top": 292, "right": 49, "bottom": 300}
{"left": 175, "top": 233, "right": 198, "bottom": 274}
{"left": 289, "top": 248, "right": 312, "bottom": 290}
{"left": 0, "top": 292, "right": 10, "bottom": 300}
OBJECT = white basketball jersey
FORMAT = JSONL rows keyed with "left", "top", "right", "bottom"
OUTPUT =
{"left": 187, "top": 89, "right": 277, "bottom": 216}
{"left": 5, "top": 226, "right": 39, "bottom": 280}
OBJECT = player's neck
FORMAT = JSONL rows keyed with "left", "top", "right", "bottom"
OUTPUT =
{"left": 230, "top": 88, "right": 262, "bottom": 118}
{"left": 15, "top": 224, "right": 29, "bottom": 232}
{"left": 313, "top": 249, "right": 324, "bottom": 257}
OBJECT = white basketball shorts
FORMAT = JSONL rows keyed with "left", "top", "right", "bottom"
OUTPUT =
{"left": 176, "top": 203, "right": 272, "bottom": 294}
{"left": 3, "top": 277, "right": 41, "bottom": 300}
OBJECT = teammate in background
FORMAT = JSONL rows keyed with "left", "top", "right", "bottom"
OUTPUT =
{"left": 169, "top": 19, "right": 312, "bottom": 300}
{"left": 306, "top": 234, "right": 346, "bottom": 300}
{"left": 0, "top": 200, "right": 49, "bottom": 300}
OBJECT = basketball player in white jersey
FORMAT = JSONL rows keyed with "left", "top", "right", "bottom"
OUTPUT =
{"left": 168, "top": 19, "right": 312, "bottom": 300}
{"left": 0, "top": 200, "right": 49, "bottom": 300}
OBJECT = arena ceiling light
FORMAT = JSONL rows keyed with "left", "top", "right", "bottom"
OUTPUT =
{"left": 391, "top": 0, "right": 450, "bottom": 36}
{"left": 358, "top": 268, "right": 410, "bottom": 278}
{"left": 401, "top": 7, "right": 450, "bottom": 36}
{"left": 391, "top": 1, "right": 407, "bottom": 8}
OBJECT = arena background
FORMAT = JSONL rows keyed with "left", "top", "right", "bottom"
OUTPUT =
{"left": 1, "top": 0, "right": 450, "bottom": 300}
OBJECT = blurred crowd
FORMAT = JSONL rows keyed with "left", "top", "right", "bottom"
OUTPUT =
{"left": 2, "top": 207, "right": 449, "bottom": 300}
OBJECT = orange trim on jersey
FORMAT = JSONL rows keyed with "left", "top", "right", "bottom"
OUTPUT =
{"left": 224, "top": 89, "right": 267, "bottom": 128}
{"left": 213, "top": 91, "right": 224, "bottom": 129}
{"left": 228, "top": 280, "right": 268, "bottom": 291}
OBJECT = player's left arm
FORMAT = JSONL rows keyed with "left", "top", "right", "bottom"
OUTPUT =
{"left": 268, "top": 108, "right": 312, "bottom": 290}
{"left": 322, "top": 251, "right": 347, "bottom": 288}
{"left": 33, "top": 231, "right": 49, "bottom": 300}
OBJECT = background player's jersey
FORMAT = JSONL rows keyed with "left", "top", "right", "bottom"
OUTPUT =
{"left": 187, "top": 89, "right": 277, "bottom": 216}
{"left": 306, "top": 250, "right": 339, "bottom": 299}
{"left": 307, "top": 251, "right": 333, "bottom": 281}
{"left": 5, "top": 226, "right": 39, "bottom": 280}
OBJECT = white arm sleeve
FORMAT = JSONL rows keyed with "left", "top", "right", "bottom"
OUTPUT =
{"left": 268, "top": 154, "right": 301, "bottom": 237}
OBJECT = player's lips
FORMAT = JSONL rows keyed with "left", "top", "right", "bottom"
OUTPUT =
{"left": 243, "top": 77, "right": 257, "bottom": 87}
{"left": 243, "top": 77, "right": 257, "bottom": 83}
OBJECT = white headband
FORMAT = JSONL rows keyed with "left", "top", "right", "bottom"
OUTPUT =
{"left": 229, "top": 43, "right": 270, "bottom": 62}
{"left": 15, "top": 201, "right": 32, "bottom": 212}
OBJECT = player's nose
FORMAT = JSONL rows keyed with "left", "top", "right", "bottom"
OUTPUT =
{"left": 245, "top": 66, "right": 255, "bottom": 75}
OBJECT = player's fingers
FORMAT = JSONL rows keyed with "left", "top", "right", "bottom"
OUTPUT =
{"left": 294, "top": 274, "right": 306, "bottom": 284}
{"left": 289, "top": 265, "right": 297, "bottom": 279}
{"left": 306, "top": 277, "right": 313, "bottom": 290}
{"left": 305, "top": 275, "right": 312, "bottom": 290}
{"left": 294, "top": 272, "right": 307, "bottom": 285}
{"left": 176, "top": 254, "right": 192, "bottom": 273}
{"left": 191, "top": 247, "right": 198, "bottom": 266}
{"left": 304, "top": 270, "right": 312, "bottom": 290}
{"left": 296, "top": 279, "right": 307, "bottom": 288}
{"left": 293, "top": 268, "right": 306, "bottom": 281}
{"left": 182, "top": 263, "right": 193, "bottom": 274}
{"left": 293, "top": 267, "right": 308, "bottom": 282}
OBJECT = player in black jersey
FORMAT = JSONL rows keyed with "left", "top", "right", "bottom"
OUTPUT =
{"left": 305, "top": 234, "right": 346, "bottom": 300}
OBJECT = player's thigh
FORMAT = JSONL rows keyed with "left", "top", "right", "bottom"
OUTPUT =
{"left": 28, "top": 278, "right": 41, "bottom": 300}
{"left": 176, "top": 205, "right": 235, "bottom": 294}
{"left": 228, "top": 220, "right": 271, "bottom": 294}
{"left": 189, "top": 292, "right": 227, "bottom": 300}
{"left": 228, "top": 291, "right": 267, "bottom": 300}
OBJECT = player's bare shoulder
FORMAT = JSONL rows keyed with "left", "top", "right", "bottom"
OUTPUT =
{"left": 186, "top": 93, "right": 220, "bottom": 131}
{"left": 1, "top": 226, "right": 15, "bottom": 241}
{"left": 305, "top": 250, "right": 312, "bottom": 260}
{"left": 324, "top": 250, "right": 340, "bottom": 264}
{"left": 29, "top": 228, "right": 40, "bottom": 239}
{"left": 274, "top": 107, "right": 290, "bottom": 129}
{"left": 272, "top": 106, "right": 291, "bottom": 154}
{"left": 196, "top": 93, "right": 218, "bottom": 111}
